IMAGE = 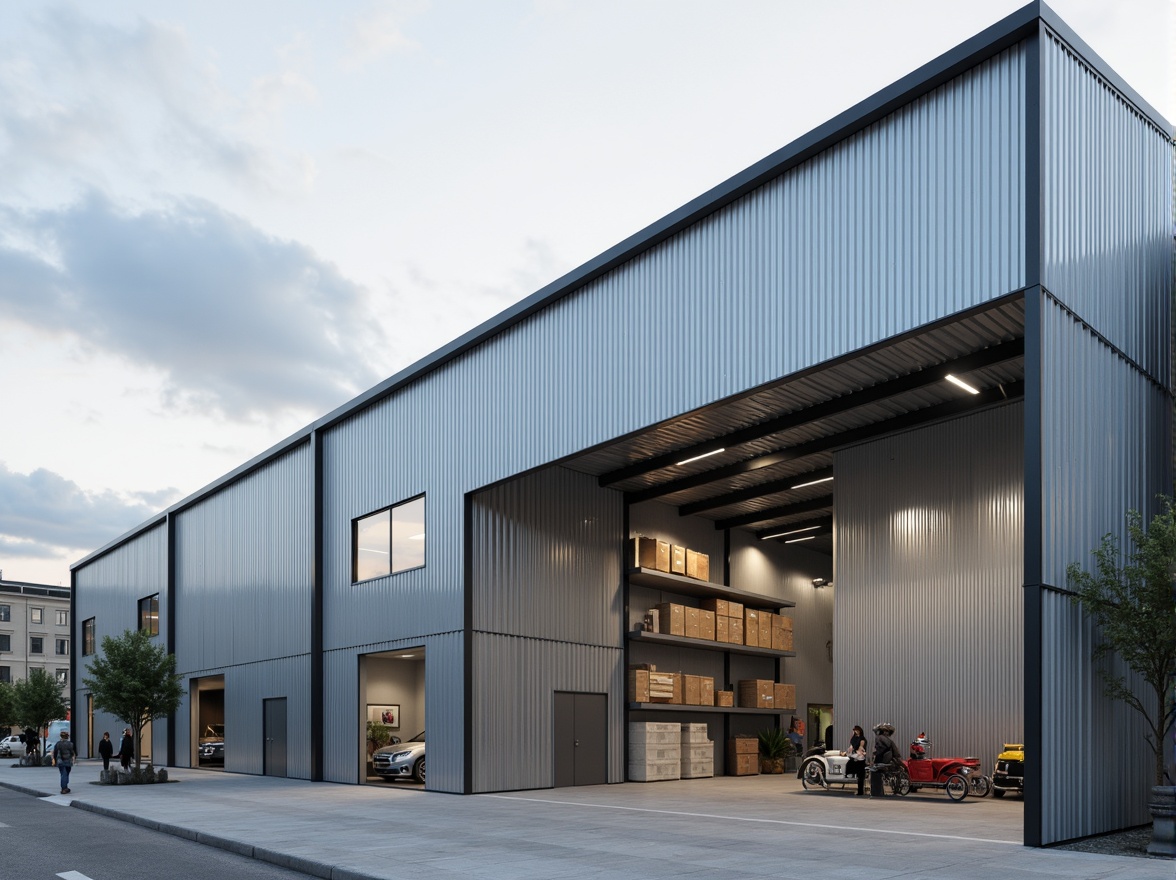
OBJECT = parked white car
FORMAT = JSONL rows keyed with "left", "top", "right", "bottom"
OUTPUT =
{"left": 0, "top": 734, "right": 27, "bottom": 757}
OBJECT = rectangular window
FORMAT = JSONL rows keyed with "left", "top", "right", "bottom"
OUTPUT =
{"left": 56, "top": 669, "right": 67, "bottom": 685}
{"left": 83, "top": 618, "right": 96, "bottom": 656}
{"left": 30, "top": 607, "right": 43, "bottom": 625}
{"left": 56, "top": 638, "right": 69, "bottom": 656}
{"left": 30, "top": 636, "right": 43, "bottom": 654}
{"left": 0, "top": 605, "right": 8, "bottom": 622}
{"left": 138, "top": 594, "right": 159, "bottom": 636}
{"left": 0, "top": 634, "right": 9, "bottom": 652}
{"left": 0, "top": 666, "right": 8, "bottom": 683}
{"left": 352, "top": 495, "right": 426, "bottom": 582}
{"left": 56, "top": 610, "right": 68, "bottom": 626}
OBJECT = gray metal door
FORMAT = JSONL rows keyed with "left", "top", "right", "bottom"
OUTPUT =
{"left": 263, "top": 698, "right": 287, "bottom": 778}
{"left": 553, "top": 692, "right": 606, "bottom": 787}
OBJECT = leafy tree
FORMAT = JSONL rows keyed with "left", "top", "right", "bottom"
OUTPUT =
{"left": 0, "top": 679, "right": 15, "bottom": 730}
{"left": 83, "top": 629, "right": 182, "bottom": 770}
{"left": 1066, "top": 498, "right": 1176, "bottom": 787}
{"left": 14, "top": 668, "right": 67, "bottom": 743}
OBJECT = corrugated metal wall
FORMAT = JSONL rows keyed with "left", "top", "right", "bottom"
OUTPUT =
{"left": 469, "top": 467, "right": 623, "bottom": 791}
{"left": 173, "top": 444, "right": 314, "bottom": 672}
{"left": 834, "top": 404, "right": 1024, "bottom": 761}
{"left": 218, "top": 654, "right": 313, "bottom": 778}
{"left": 1040, "top": 27, "right": 1173, "bottom": 383}
{"left": 1034, "top": 297, "right": 1168, "bottom": 841}
{"left": 73, "top": 524, "right": 168, "bottom": 761}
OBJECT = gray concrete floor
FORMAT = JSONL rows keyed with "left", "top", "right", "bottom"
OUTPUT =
{"left": 1, "top": 760, "right": 1167, "bottom": 880}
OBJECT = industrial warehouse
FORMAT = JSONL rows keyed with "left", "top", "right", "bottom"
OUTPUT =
{"left": 69, "top": 1, "right": 1172, "bottom": 848}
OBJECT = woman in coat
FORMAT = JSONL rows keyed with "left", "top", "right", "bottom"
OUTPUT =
{"left": 845, "top": 725, "right": 868, "bottom": 796}
{"left": 98, "top": 731, "right": 114, "bottom": 771}
{"left": 118, "top": 728, "right": 134, "bottom": 769}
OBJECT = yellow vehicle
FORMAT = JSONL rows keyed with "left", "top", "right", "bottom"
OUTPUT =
{"left": 992, "top": 743, "right": 1024, "bottom": 798}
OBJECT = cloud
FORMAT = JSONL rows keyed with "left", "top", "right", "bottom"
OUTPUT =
{"left": 0, "top": 462, "right": 166, "bottom": 556}
{"left": 0, "top": 193, "right": 387, "bottom": 420}
{"left": 345, "top": 0, "right": 427, "bottom": 67}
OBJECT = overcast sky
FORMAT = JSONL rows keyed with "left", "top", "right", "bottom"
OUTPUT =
{"left": 0, "top": 0, "right": 1171, "bottom": 586}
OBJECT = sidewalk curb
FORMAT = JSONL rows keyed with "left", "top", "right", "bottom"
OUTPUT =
{"left": 1, "top": 778, "right": 381, "bottom": 880}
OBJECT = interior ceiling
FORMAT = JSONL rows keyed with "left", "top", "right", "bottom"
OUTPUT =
{"left": 564, "top": 297, "right": 1027, "bottom": 557}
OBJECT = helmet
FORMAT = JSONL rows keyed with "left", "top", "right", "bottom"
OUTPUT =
{"left": 872, "top": 722, "right": 894, "bottom": 735}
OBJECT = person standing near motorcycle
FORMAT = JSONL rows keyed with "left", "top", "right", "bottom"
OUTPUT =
{"left": 870, "top": 722, "right": 899, "bottom": 796}
{"left": 845, "top": 724, "right": 868, "bottom": 796}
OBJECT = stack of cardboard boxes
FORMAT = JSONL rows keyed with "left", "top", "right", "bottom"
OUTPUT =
{"left": 736, "top": 679, "right": 797, "bottom": 711}
{"left": 628, "top": 665, "right": 720, "bottom": 707}
{"left": 631, "top": 536, "right": 711, "bottom": 581}
{"left": 727, "top": 736, "right": 759, "bottom": 776}
{"left": 649, "top": 599, "right": 793, "bottom": 652}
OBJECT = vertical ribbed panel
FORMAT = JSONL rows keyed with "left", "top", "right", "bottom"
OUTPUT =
{"left": 471, "top": 632, "right": 623, "bottom": 793}
{"left": 1039, "top": 297, "right": 1172, "bottom": 586}
{"left": 1035, "top": 296, "right": 1169, "bottom": 842}
{"left": 219, "top": 655, "right": 313, "bottom": 778}
{"left": 835, "top": 405, "right": 1024, "bottom": 762}
{"left": 1041, "top": 28, "right": 1173, "bottom": 384}
{"left": 1038, "top": 590, "right": 1152, "bottom": 842}
{"left": 322, "top": 631, "right": 464, "bottom": 791}
{"left": 74, "top": 524, "right": 167, "bottom": 648}
{"left": 471, "top": 467, "right": 623, "bottom": 645}
{"left": 174, "top": 444, "right": 313, "bottom": 672}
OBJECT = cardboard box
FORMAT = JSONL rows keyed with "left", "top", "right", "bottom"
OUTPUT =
{"left": 627, "top": 668, "right": 649, "bottom": 703}
{"left": 727, "top": 601, "right": 744, "bottom": 619}
{"left": 648, "top": 672, "right": 676, "bottom": 703}
{"left": 758, "top": 611, "right": 771, "bottom": 649}
{"left": 671, "top": 672, "right": 683, "bottom": 705}
{"left": 777, "top": 614, "right": 793, "bottom": 631}
{"left": 684, "top": 606, "right": 700, "bottom": 639}
{"left": 743, "top": 609, "right": 759, "bottom": 647}
{"left": 701, "top": 597, "right": 728, "bottom": 618}
{"left": 654, "top": 603, "right": 685, "bottom": 637}
{"left": 670, "top": 545, "right": 687, "bottom": 574}
{"left": 700, "top": 677, "right": 714, "bottom": 706}
{"left": 716, "top": 690, "right": 734, "bottom": 707}
{"left": 730, "top": 736, "right": 759, "bottom": 755}
{"left": 773, "top": 628, "right": 794, "bottom": 651}
{"left": 686, "top": 549, "right": 710, "bottom": 581}
{"left": 774, "top": 683, "right": 797, "bottom": 711}
{"left": 729, "top": 618, "right": 744, "bottom": 645}
{"left": 655, "top": 540, "right": 671, "bottom": 572}
{"left": 699, "top": 609, "right": 716, "bottom": 641}
{"left": 684, "top": 674, "right": 701, "bottom": 706}
{"left": 727, "top": 737, "right": 759, "bottom": 776}
{"left": 630, "top": 536, "right": 659, "bottom": 570}
{"left": 738, "top": 679, "right": 775, "bottom": 709}
{"left": 715, "top": 615, "right": 729, "bottom": 643}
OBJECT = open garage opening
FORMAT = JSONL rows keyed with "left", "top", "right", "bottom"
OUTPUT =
{"left": 360, "top": 647, "right": 425, "bottom": 788}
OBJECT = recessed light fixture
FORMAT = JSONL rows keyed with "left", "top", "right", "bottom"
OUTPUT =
{"left": 759, "top": 525, "right": 821, "bottom": 540}
{"left": 945, "top": 374, "right": 980, "bottom": 394}
{"left": 791, "top": 476, "right": 834, "bottom": 489}
{"left": 785, "top": 535, "right": 816, "bottom": 543}
{"left": 676, "top": 448, "right": 726, "bottom": 466}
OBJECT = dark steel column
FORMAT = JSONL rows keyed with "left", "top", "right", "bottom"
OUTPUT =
{"left": 310, "top": 432, "right": 324, "bottom": 781}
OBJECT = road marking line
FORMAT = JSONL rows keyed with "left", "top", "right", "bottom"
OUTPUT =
{"left": 42, "top": 795, "right": 73, "bottom": 806}
{"left": 483, "top": 795, "right": 1021, "bottom": 846}
{"left": 58, "top": 872, "right": 95, "bottom": 880}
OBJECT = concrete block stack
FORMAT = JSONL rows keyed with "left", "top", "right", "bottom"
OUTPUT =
{"left": 679, "top": 722, "right": 714, "bottom": 778}
{"left": 628, "top": 721, "right": 681, "bottom": 782}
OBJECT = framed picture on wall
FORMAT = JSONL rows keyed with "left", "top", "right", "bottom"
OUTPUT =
{"left": 367, "top": 704, "right": 400, "bottom": 730}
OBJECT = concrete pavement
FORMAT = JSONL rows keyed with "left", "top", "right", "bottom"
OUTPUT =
{"left": 0, "top": 759, "right": 1166, "bottom": 879}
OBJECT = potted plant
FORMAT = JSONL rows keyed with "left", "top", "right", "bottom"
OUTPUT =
{"left": 1066, "top": 498, "right": 1176, "bottom": 857}
{"left": 366, "top": 721, "right": 392, "bottom": 775}
{"left": 758, "top": 728, "right": 794, "bottom": 774}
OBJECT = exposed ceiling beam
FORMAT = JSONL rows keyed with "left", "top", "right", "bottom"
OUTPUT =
{"left": 600, "top": 338, "right": 1024, "bottom": 487}
{"left": 626, "top": 381, "right": 1023, "bottom": 505}
{"left": 716, "top": 496, "right": 834, "bottom": 531}
{"left": 679, "top": 466, "right": 834, "bottom": 517}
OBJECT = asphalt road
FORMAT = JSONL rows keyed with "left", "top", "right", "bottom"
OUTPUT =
{"left": 0, "top": 786, "right": 323, "bottom": 880}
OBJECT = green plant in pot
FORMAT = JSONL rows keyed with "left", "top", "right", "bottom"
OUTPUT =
{"left": 367, "top": 721, "right": 392, "bottom": 765}
{"left": 758, "top": 728, "right": 794, "bottom": 774}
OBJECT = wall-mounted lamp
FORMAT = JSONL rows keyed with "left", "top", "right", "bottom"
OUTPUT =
{"left": 811, "top": 577, "right": 832, "bottom": 588}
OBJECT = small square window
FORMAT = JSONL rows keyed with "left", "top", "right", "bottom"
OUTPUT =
{"left": 138, "top": 594, "right": 159, "bottom": 636}
{"left": 0, "top": 605, "right": 9, "bottom": 622}
{"left": 83, "top": 618, "right": 96, "bottom": 656}
{"left": 352, "top": 495, "right": 426, "bottom": 582}
{"left": 56, "top": 610, "right": 68, "bottom": 626}
{"left": 0, "top": 634, "right": 9, "bottom": 652}
{"left": 30, "top": 636, "right": 43, "bottom": 654}
{"left": 55, "top": 669, "right": 67, "bottom": 685}
{"left": 55, "top": 638, "right": 69, "bottom": 656}
{"left": 30, "top": 607, "right": 43, "bottom": 625}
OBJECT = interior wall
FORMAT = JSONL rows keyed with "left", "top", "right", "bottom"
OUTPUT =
{"left": 363, "top": 656, "right": 426, "bottom": 739}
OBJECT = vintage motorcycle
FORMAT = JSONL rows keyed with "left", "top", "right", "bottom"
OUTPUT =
{"left": 798, "top": 746, "right": 867, "bottom": 792}
{"left": 801, "top": 734, "right": 990, "bottom": 801}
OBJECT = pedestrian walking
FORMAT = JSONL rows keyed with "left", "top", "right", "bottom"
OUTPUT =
{"left": 98, "top": 731, "right": 114, "bottom": 770}
{"left": 119, "top": 727, "right": 134, "bottom": 769}
{"left": 52, "top": 730, "right": 76, "bottom": 793}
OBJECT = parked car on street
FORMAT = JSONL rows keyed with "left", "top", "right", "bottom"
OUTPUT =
{"left": 372, "top": 731, "right": 424, "bottom": 783}
{"left": 199, "top": 723, "right": 225, "bottom": 765}
{"left": 0, "top": 734, "right": 27, "bottom": 757}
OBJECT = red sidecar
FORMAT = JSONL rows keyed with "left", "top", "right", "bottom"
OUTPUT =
{"left": 900, "top": 736, "right": 990, "bottom": 801}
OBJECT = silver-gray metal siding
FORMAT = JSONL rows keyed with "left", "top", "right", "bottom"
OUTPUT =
{"left": 1040, "top": 26, "right": 1173, "bottom": 384}
{"left": 220, "top": 655, "right": 313, "bottom": 778}
{"left": 469, "top": 467, "right": 623, "bottom": 792}
{"left": 834, "top": 404, "right": 1024, "bottom": 761}
{"left": 73, "top": 524, "right": 168, "bottom": 761}
{"left": 1035, "top": 297, "right": 1168, "bottom": 842}
{"left": 173, "top": 444, "right": 314, "bottom": 672}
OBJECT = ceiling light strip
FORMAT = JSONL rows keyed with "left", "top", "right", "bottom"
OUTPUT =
{"left": 759, "top": 525, "right": 821, "bottom": 541}
{"left": 676, "top": 448, "right": 726, "bottom": 466}
{"left": 945, "top": 374, "right": 980, "bottom": 394}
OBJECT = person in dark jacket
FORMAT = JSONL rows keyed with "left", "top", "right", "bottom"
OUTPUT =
{"left": 119, "top": 728, "right": 134, "bottom": 770}
{"left": 870, "top": 722, "right": 899, "bottom": 796}
{"left": 845, "top": 724, "right": 868, "bottom": 796}
{"left": 24, "top": 728, "right": 39, "bottom": 763}
{"left": 98, "top": 731, "right": 114, "bottom": 770}
{"left": 52, "top": 730, "right": 77, "bottom": 794}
